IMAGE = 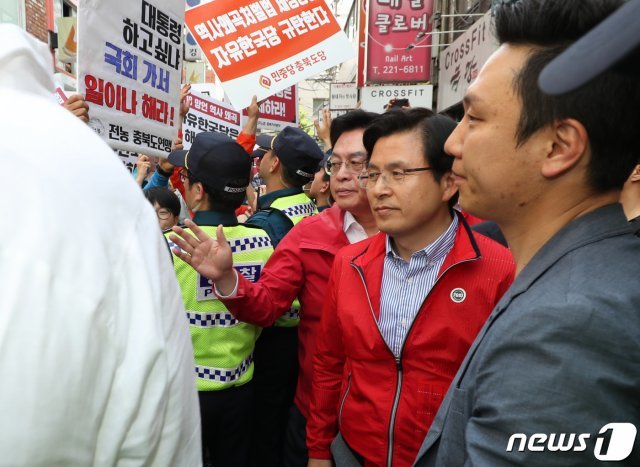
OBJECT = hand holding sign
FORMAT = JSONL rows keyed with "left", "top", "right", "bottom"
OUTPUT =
{"left": 64, "top": 94, "right": 90, "bottom": 123}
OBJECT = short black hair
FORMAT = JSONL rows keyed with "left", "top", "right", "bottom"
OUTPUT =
{"left": 362, "top": 108, "right": 458, "bottom": 207}
{"left": 187, "top": 170, "right": 246, "bottom": 212}
{"left": 330, "top": 109, "right": 379, "bottom": 148}
{"left": 494, "top": 0, "right": 639, "bottom": 192}
{"left": 363, "top": 108, "right": 457, "bottom": 180}
{"left": 144, "top": 187, "right": 180, "bottom": 217}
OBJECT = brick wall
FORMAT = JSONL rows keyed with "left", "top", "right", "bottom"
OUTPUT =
{"left": 25, "top": 0, "right": 48, "bottom": 43}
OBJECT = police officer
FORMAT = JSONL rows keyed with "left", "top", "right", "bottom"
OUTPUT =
{"left": 246, "top": 126, "right": 324, "bottom": 466}
{"left": 167, "top": 131, "right": 274, "bottom": 467}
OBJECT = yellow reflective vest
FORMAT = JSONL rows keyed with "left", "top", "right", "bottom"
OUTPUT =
{"left": 168, "top": 218, "right": 274, "bottom": 391}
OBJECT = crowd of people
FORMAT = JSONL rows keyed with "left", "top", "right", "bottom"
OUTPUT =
{"left": 1, "top": 0, "right": 639, "bottom": 466}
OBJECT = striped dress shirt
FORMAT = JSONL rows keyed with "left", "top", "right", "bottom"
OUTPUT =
{"left": 379, "top": 216, "right": 459, "bottom": 357}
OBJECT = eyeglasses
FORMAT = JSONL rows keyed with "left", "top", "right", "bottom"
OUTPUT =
{"left": 156, "top": 209, "right": 173, "bottom": 220}
{"left": 358, "top": 167, "right": 432, "bottom": 189}
{"left": 179, "top": 169, "right": 187, "bottom": 183}
{"left": 324, "top": 158, "right": 367, "bottom": 176}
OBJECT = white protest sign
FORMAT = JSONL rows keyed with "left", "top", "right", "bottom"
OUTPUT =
{"left": 182, "top": 91, "right": 242, "bottom": 150}
{"left": 360, "top": 84, "right": 434, "bottom": 112}
{"left": 329, "top": 82, "right": 357, "bottom": 110}
{"left": 114, "top": 149, "right": 140, "bottom": 174}
{"left": 185, "top": 0, "right": 355, "bottom": 110}
{"left": 78, "top": 0, "right": 185, "bottom": 158}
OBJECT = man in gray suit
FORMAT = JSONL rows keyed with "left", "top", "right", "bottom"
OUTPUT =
{"left": 414, "top": 0, "right": 640, "bottom": 465}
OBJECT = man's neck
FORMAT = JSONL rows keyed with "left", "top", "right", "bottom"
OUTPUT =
{"left": 620, "top": 188, "right": 640, "bottom": 221}
{"left": 264, "top": 177, "right": 287, "bottom": 194}
{"left": 391, "top": 209, "right": 453, "bottom": 262}
{"left": 315, "top": 195, "right": 331, "bottom": 208}
{"left": 499, "top": 192, "right": 619, "bottom": 276}
{"left": 350, "top": 210, "right": 378, "bottom": 237}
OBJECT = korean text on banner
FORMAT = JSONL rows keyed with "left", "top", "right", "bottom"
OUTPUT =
{"left": 78, "top": 0, "right": 185, "bottom": 158}
{"left": 366, "top": 0, "right": 434, "bottom": 83}
{"left": 182, "top": 91, "right": 242, "bottom": 150}
{"left": 242, "top": 85, "right": 298, "bottom": 133}
{"left": 185, "top": 0, "right": 355, "bottom": 110}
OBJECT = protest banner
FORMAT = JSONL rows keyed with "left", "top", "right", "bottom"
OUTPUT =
{"left": 366, "top": 0, "right": 434, "bottom": 83}
{"left": 182, "top": 91, "right": 242, "bottom": 150}
{"left": 115, "top": 149, "right": 140, "bottom": 173}
{"left": 78, "top": 0, "right": 185, "bottom": 158}
{"left": 185, "top": 0, "right": 355, "bottom": 110}
{"left": 242, "top": 85, "right": 298, "bottom": 133}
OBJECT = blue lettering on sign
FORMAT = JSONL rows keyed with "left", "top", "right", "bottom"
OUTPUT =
{"left": 234, "top": 264, "right": 263, "bottom": 283}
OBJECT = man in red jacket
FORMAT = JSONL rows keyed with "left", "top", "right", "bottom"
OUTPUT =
{"left": 170, "top": 110, "right": 380, "bottom": 466}
{"left": 306, "top": 109, "right": 515, "bottom": 467}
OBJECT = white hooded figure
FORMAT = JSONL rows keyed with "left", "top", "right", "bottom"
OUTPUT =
{"left": 0, "top": 25, "right": 202, "bottom": 466}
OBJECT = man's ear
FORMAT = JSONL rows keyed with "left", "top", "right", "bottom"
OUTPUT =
{"left": 630, "top": 164, "right": 640, "bottom": 182}
{"left": 440, "top": 171, "right": 458, "bottom": 203}
{"left": 270, "top": 155, "right": 281, "bottom": 174}
{"left": 192, "top": 181, "right": 204, "bottom": 202}
{"left": 319, "top": 180, "right": 330, "bottom": 194}
{"left": 541, "top": 118, "right": 589, "bottom": 179}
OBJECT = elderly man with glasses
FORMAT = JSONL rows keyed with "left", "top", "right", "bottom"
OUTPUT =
{"left": 170, "top": 110, "right": 381, "bottom": 467}
{"left": 306, "top": 108, "right": 515, "bottom": 467}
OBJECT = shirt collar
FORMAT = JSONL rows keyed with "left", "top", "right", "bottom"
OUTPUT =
{"left": 258, "top": 187, "right": 303, "bottom": 209}
{"left": 385, "top": 214, "right": 459, "bottom": 262}
{"left": 192, "top": 210, "right": 238, "bottom": 226}
{"left": 343, "top": 211, "right": 359, "bottom": 232}
{"left": 343, "top": 211, "right": 370, "bottom": 244}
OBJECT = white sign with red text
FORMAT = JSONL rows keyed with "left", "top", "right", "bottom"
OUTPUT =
{"left": 78, "top": 0, "right": 184, "bottom": 157}
{"left": 182, "top": 91, "right": 242, "bottom": 149}
{"left": 241, "top": 85, "right": 298, "bottom": 133}
{"left": 185, "top": 0, "right": 355, "bottom": 110}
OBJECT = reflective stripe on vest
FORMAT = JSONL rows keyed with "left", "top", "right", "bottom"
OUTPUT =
{"left": 270, "top": 192, "right": 318, "bottom": 226}
{"left": 187, "top": 311, "right": 239, "bottom": 328}
{"left": 281, "top": 202, "right": 316, "bottom": 220}
{"left": 168, "top": 224, "right": 274, "bottom": 391}
{"left": 195, "top": 353, "right": 254, "bottom": 384}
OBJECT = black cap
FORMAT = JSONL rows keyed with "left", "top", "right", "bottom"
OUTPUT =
{"left": 250, "top": 134, "right": 273, "bottom": 159}
{"left": 254, "top": 126, "right": 324, "bottom": 180}
{"left": 539, "top": 0, "right": 640, "bottom": 95}
{"left": 168, "top": 132, "right": 251, "bottom": 193}
{"left": 268, "top": 127, "right": 324, "bottom": 180}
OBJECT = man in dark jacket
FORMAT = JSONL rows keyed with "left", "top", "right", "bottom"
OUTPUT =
{"left": 416, "top": 1, "right": 640, "bottom": 465}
